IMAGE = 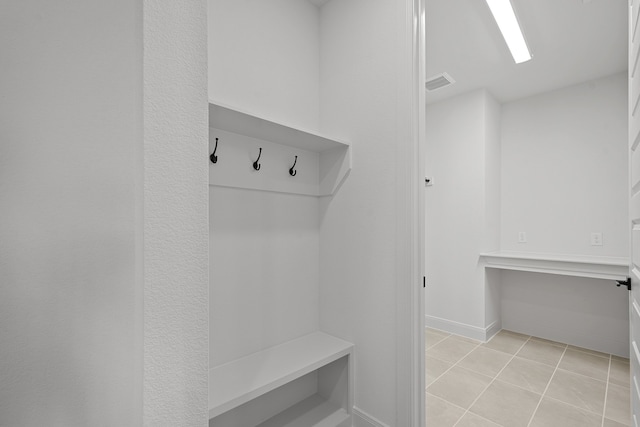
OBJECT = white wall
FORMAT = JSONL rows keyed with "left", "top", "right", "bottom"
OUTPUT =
{"left": 207, "top": 0, "right": 322, "bottom": 370}
{"left": 143, "top": 0, "right": 209, "bottom": 424}
{"left": 499, "top": 73, "right": 629, "bottom": 356}
{"left": 0, "top": 1, "right": 142, "bottom": 425}
{"left": 424, "top": 90, "right": 501, "bottom": 338}
{"left": 208, "top": 0, "right": 420, "bottom": 424}
{"left": 209, "top": 188, "right": 319, "bottom": 366}
{"left": 484, "top": 93, "right": 502, "bottom": 329}
{"left": 0, "top": 0, "right": 210, "bottom": 424}
{"left": 208, "top": 0, "right": 320, "bottom": 132}
{"left": 501, "top": 73, "right": 628, "bottom": 256}
{"left": 501, "top": 271, "right": 629, "bottom": 357}
{"left": 425, "top": 74, "right": 628, "bottom": 356}
{"left": 319, "top": 0, "right": 418, "bottom": 424}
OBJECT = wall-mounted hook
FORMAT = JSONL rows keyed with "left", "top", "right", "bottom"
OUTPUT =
{"left": 289, "top": 155, "right": 298, "bottom": 176}
{"left": 253, "top": 147, "right": 262, "bottom": 171}
{"left": 210, "top": 137, "right": 218, "bottom": 163}
{"left": 616, "top": 277, "right": 631, "bottom": 291}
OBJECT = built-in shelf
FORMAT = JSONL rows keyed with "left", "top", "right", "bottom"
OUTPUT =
{"left": 255, "top": 394, "right": 350, "bottom": 427}
{"left": 209, "top": 102, "right": 349, "bottom": 152}
{"left": 479, "top": 251, "right": 629, "bottom": 281}
{"left": 208, "top": 331, "right": 353, "bottom": 420}
{"left": 208, "top": 102, "right": 352, "bottom": 196}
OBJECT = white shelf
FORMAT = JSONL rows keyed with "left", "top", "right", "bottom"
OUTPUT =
{"left": 209, "top": 102, "right": 350, "bottom": 153}
{"left": 208, "top": 102, "right": 352, "bottom": 196}
{"left": 255, "top": 394, "right": 350, "bottom": 427}
{"left": 208, "top": 331, "right": 354, "bottom": 420}
{"left": 479, "top": 251, "right": 629, "bottom": 281}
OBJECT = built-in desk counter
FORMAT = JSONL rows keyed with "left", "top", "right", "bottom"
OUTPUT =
{"left": 479, "top": 251, "right": 629, "bottom": 282}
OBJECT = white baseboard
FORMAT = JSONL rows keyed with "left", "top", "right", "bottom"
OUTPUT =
{"left": 485, "top": 320, "right": 501, "bottom": 341}
{"left": 425, "top": 315, "right": 501, "bottom": 342}
{"left": 352, "top": 406, "right": 391, "bottom": 427}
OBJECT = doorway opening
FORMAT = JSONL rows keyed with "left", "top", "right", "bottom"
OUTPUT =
{"left": 423, "top": 0, "right": 630, "bottom": 425}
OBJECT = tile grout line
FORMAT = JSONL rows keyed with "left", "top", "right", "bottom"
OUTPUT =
{"left": 425, "top": 330, "right": 449, "bottom": 351}
{"left": 445, "top": 351, "right": 607, "bottom": 422}
{"left": 426, "top": 335, "right": 481, "bottom": 390}
{"left": 551, "top": 366, "right": 611, "bottom": 383}
{"left": 601, "top": 354, "right": 612, "bottom": 427}
{"left": 542, "top": 394, "right": 607, "bottom": 418}
{"left": 424, "top": 330, "right": 454, "bottom": 390}
{"left": 424, "top": 330, "right": 454, "bottom": 387}
{"left": 425, "top": 344, "right": 480, "bottom": 392}
{"left": 445, "top": 362, "right": 609, "bottom": 419}
{"left": 565, "top": 345, "right": 612, "bottom": 360}
{"left": 425, "top": 332, "right": 493, "bottom": 425}
{"left": 451, "top": 345, "right": 608, "bottom": 393}
{"left": 526, "top": 344, "right": 569, "bottom": 427}
{"left": 427, "top": 328, "right": 626, "bottom": 426}
{"left": 425, "top": 338, "right": 447, "bottom": 352}
{"left": 452, "top": 335, "right": 533, "bottom": 427}
{"left": 425, "top": 390, "right": 505, "bottom": 426}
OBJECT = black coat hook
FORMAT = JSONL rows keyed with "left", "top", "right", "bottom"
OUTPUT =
{"left": 289, "top": 155, "right": 298, "bottom": 176}
{"left": 253, "top": 147, "right": 262, "bottom": 171}
{"left": 210, "top": 137, "right": 218, "bottom": 163}
{"left": 616, "top": 277, "right": 631, "bottom": 291}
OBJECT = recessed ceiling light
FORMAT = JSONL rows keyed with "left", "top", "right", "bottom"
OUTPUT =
{"left": 485, "top": 0, "right": 532, "bottom": 64}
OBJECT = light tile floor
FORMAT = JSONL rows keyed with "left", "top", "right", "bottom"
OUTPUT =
{"left": 426, "top": 328, "right": 631, "bottom": 427}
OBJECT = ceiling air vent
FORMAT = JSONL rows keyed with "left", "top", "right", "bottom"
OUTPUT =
{"left": 425, "top": 72, "right": 455, "bottom": 92}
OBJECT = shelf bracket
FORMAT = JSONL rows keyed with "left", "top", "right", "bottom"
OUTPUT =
{"left": 616, "top": 277, "right": 631, "bottom": 291}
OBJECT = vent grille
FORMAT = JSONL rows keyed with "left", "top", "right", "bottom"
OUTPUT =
{"left": 425, "top": 73, "right": 455, "bottom": 91}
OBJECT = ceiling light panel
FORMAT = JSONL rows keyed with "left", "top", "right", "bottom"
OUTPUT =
{"left": 485, "top": 0, "right": 532, "bottom": 64}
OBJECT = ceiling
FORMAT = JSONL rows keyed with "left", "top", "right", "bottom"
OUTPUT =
{"left": 426, "top": 0, "right": 628, "bottom": 104}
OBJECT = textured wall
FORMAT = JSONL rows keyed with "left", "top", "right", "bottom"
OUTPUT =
{"left": 143, "top": 0, "right": 209, "bottom": 425}
{"left": 0, "top": 0, "right": 142, "bottom": 425}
